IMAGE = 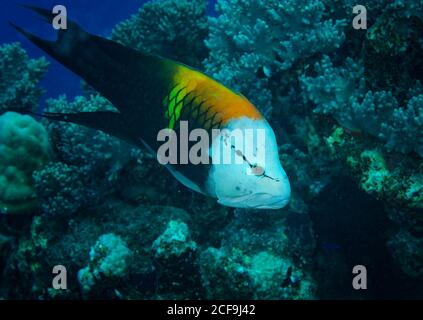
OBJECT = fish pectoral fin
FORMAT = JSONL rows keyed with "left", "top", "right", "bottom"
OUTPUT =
{"left": 39, "top": 111, "right": 140, "bottom": 146}
{"left": 166, "top": 166, "right": 204, "bottom": 195}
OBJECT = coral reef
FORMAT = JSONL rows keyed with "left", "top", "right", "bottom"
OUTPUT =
{"left": 205, "top": 0, "right": 346, "bottom": 114}
{"left": 78, "top": 233, "right": 132, "bottom": 293}
{"left": 0, "top": 43, "right": 48, "bottom": 114}
{"left": 0, "top": 112, "right": 50, "bottom": 214}
{"left": 152, "top": 220, "right": 197, "bottom": 259}
{"left": 33, "top": 162, "right": 90, "bottom": 216}
{"left": 151, "top": 220, "right": 200, "bottom": 299}
{"left": 1, "top": 0, "right": 422, "bottom": 300}
{"left": 1, "top": 201, "right": 193, "bottom": 299}
{"left": 33, "top": 95, "right": 140, "bottom": 216}
{"left": 301, "top": 56, "right": 423, "bottom": 157}
{"left": 1, "top": 194, "right": 317, "bottom": 299}
{"left": 200, "top": 210, "right": 316, "bottom": 299}
{"left": 202, "top": 0, "right": 423, "bottom": 291}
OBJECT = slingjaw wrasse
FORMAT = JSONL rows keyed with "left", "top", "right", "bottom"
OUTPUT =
{"left": 12, "top": 5, "right": 291, "bottom": 209}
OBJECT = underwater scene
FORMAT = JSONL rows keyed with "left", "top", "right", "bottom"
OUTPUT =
{"left": 0, "top": 0, "right": 422, "bottom": 300}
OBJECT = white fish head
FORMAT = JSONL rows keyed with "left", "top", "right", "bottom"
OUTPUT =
{"left": 207, "top": 117, "right": 291, "bottom": 210}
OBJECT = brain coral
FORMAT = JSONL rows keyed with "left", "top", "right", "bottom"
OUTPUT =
{"left": 0, "top": 112, "right": 50, "bottom": 214}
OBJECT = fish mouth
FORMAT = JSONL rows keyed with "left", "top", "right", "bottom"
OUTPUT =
{"left": 218, "top": 193, "right": 289, "bottom": 210}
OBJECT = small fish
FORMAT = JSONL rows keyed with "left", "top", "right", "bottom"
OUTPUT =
{"left": 11, "top": 5, "right": 291, "bottom": 209}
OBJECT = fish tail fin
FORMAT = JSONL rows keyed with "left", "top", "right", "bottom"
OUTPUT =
{"left": 18, "top": 4, "right": 57, "bottom": 22}
{"left": 11, "top": 5, "right": 162, "bottom": 113}
{"left": 9, "top": 4, "right": 88, "bottom": 63}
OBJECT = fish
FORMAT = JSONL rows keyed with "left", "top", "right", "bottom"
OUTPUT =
{"left": 11, "top": 5, "right": 291, "bottom": 209}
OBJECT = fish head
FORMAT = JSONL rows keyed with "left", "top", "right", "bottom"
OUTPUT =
{"left": 207, "top": 117, "right": 291, "bottom": 210}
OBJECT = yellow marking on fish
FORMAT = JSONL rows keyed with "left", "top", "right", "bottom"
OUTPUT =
{"left": 172, "top": 65, "right": 263, "bottom": 125}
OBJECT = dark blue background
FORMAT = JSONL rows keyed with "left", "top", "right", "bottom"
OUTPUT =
{"left": 0, "top": 0, "right": 216, "bottom": 106}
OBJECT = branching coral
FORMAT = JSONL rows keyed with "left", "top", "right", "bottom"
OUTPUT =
{"left": 0, "top": 112, "right": 50, "bottom": 214}
{"left": 295, "top": 3, "right": 423, "bottom": 277}
{"left": 111, "top": 0, "right": 209, "bottom": 68}
{"left": 380, "top": 94, "right": 423, "bottom": 156}
{"left": 301, "top": 55, "right": 423, "bottom": 157}
{"left": 0, "top": 43, "right": 48, "bottom": 113}
{"left": 300, "top": 55, "right": 365, "bottom": 122}
{"left": 204, "top": 0, "right": 346, "bottom": 113}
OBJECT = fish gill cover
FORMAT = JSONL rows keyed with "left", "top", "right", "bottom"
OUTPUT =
{"left": 0, "top": 0, "right": 422, "bottom": 300}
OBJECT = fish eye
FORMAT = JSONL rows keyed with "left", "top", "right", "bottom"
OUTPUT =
{"left": 231, "top": 145, "right": 279, "bottom": 182}
{"left": 252, "top": 165, "right": 280, "bottom": 182}
{"left": 250, "top": 165, "right": 264, "bottom": 176}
